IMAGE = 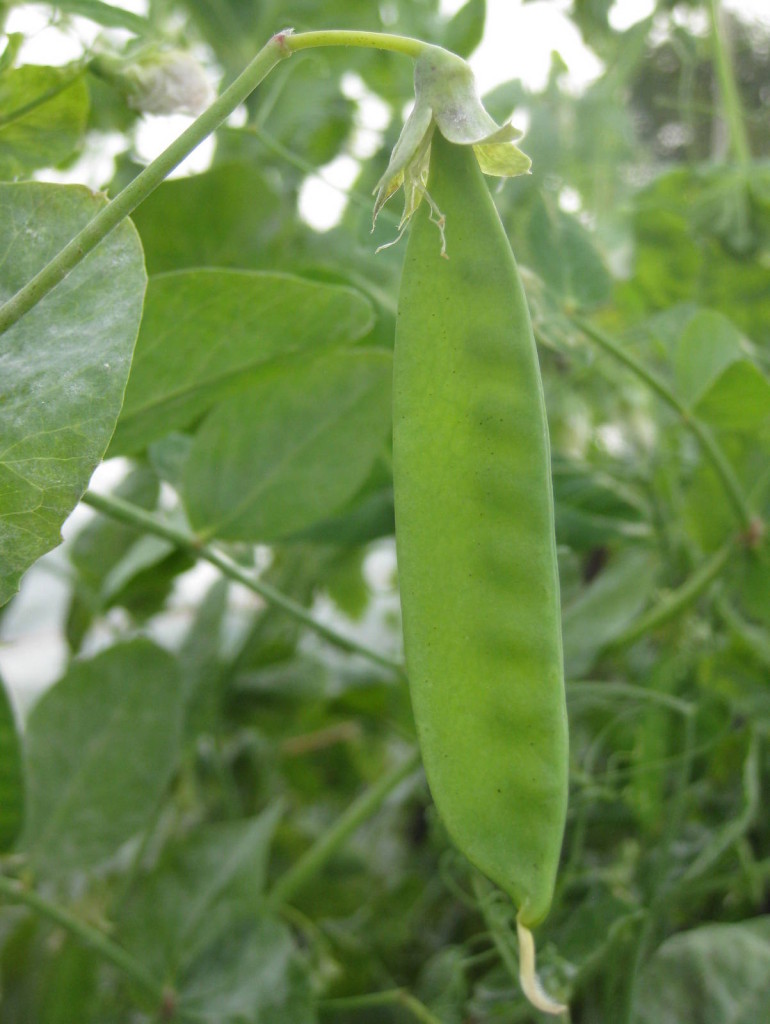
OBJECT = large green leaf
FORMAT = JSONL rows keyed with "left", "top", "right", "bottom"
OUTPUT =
{"left": 443, "top": 0, "right": 486, "bottom": 58}
{"left": 634, "top": 918, "right": 770, "bottom": 1023}
{"left": 129, "top": 163, "right": 292, "bottom": 275}
{"left": 46, "top": 1, "right": 150, "bottom": 33}
{"left": 0, "top": 183, "right": 146, "bottom": 606}
{"left": 119, "top": 805, "right": 283, "bottom": 976}
{"left": 177, "top": 918, "right": 316, "bottom": 1024}
{"left": 110, "top": 270, "right": 374, "bottom": 454}
{"left": 694, "top": 360, "right": 770, "bottom": 433}
{"left": 527, "top": 193, "right": 612, "bottom": 310}
{"left": 673, "top": 309, "right": 744, "bottom": 408}
{"left": 183, "top": 348, "right": 392, "bottom": 542}
{"left": 117, "top": 802, "right": 312, "bottom": 1023}
{"left": 0, "top": 66, "right": 89, "bottom": 177}
{"left": 619, "top": 169, "right": 770, "bottom": 340}
{"left": 254, "top": 56, "right": 355, "bottom": 169}
{"left": 561, "top": 548, "right": 658, "bottom": 677}
{"left": 0, "top": 672, "right": 23, "bottom": 851}
{"left": 295, "top": 460, "right": 395, "bottom": 546}
{"left": 22, "top": 639, "right": 183, "bottom": 877}
{"left": 553, "top": 459, "right": 650, "bottom": 549}
{"left": 178, "top": 577, "right": 228, "bottom": 736}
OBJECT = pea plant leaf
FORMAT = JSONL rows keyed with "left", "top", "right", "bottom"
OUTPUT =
{"left": 118, "top": 804, "right": 283, "bottom": 977}
{"left": 130, "top": 163, "right": 293, "bottom": 274}
{"left": 552, "top": 459, "right": 651, "bottom": 549}
{"left": 694, "top": 360, "right": 770, "bottom": 434}
{"left": 254, "top": 57, "right": 356, "bottom": 168}
{"left": 527, "top": 192, "right": 612, "bottom": 310}
{"left": 46, "top": 1, "right": 151, "bottom": 34}
{"left": 673, "top": 309, "right": 744, "bottom": 408}
{"left": 183, "top": 348, "right": 393, "bottom": 542}
{"left": 634, "top": 918, "right": 770, "bottom": 1023}
{"left": 178, "top": 577, "right": 229, "bottom": 736}
{"left": 0, "top": 672, "right": 23, "bottom": 852}
{"left": 561, "top": 547, "right": 658, "bottom": 677}
{"left": 0, "top": 66, "right": 89, "bottom": 178}
{"left": 619, "top": 169, "right": 770, "bottom": 340}
{"left": 0, "top": 183, "right": 146, "bottom": 606}
{"left": 110, "top": 270, "right": 375, "bottom": 454}
{"left": 176, "top": 917, "right": 316, "bottom": 1024}
{"left": 21, "top": 638, "right": 184, "bottom": 878}
{"left": 442, "top": 0, "right": 487, "bottom": 58}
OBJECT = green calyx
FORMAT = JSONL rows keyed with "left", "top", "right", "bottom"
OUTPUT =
{"left": 372, "top": 46, "right": 531, "bottom": 244}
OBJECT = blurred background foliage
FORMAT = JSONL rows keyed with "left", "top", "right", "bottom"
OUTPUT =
{"left": 0, "top": 0, "right": 769, "bottom": 1021}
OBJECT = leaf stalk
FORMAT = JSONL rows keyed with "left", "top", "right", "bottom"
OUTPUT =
{"left": 81, "top": 490, "right": 404, "bottom": 678}
{"left": 571, "top": 315, "right": 755, "bottom": 531}
{"left": 0, "top": 874, "right": 163, "bottom": 1003}
{"left": 268, "top": 748, "right": 420, "bottom": 908}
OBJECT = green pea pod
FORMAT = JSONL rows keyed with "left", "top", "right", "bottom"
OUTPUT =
{"left": 393, "top": 132, "right": 568, "bottom": 1011}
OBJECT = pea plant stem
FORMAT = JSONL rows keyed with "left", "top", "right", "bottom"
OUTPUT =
{"left": 571, "top": 315, "right": 755, "bottom": 532}
{"left": 268, "top": 747, "right": 421, "bottom": 909}
{"left": 606, "top": 538, "right": 735, "bottom": 649}
{"left": 707, "top": 0, "right": 752, "bottom": 168}
{"left": 0, "top": 874, "right": 164, "bottom": 1004}
{"left": 284, "top": 30, "right": 426, "bottom": 59}
{"left": 81, "top": 490, "right": 404, "bottom": 678}
{"left": 0, "top": 29, "right": 425, "bottom": 338}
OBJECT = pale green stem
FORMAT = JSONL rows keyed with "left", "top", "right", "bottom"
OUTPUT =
{"left": 605, "top": 539, "right": 735, "bottom": 649}
{"left": 571, "top": 315, "right": 755, "bottom": 531}
{"left": 0, "top": 29, "right": 425, "bottom": 338}
{"left": 707, "top": 0, "right": 751, "bottom": 167}
{"left": 0, "top": 874, "right": 164, "bottom": 1003}
{"left": 82, "top": 490, "right": 404, "bottom": 677}
{"left": 284, "top": 30, "right": 426, "bottom": 59}
{"left": 268, "top": 748, "right": 421, "bottom": 908}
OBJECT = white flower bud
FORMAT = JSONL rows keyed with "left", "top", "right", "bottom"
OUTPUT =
{"left": 124, "top": 51, "right": 213, "bottom": 116}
